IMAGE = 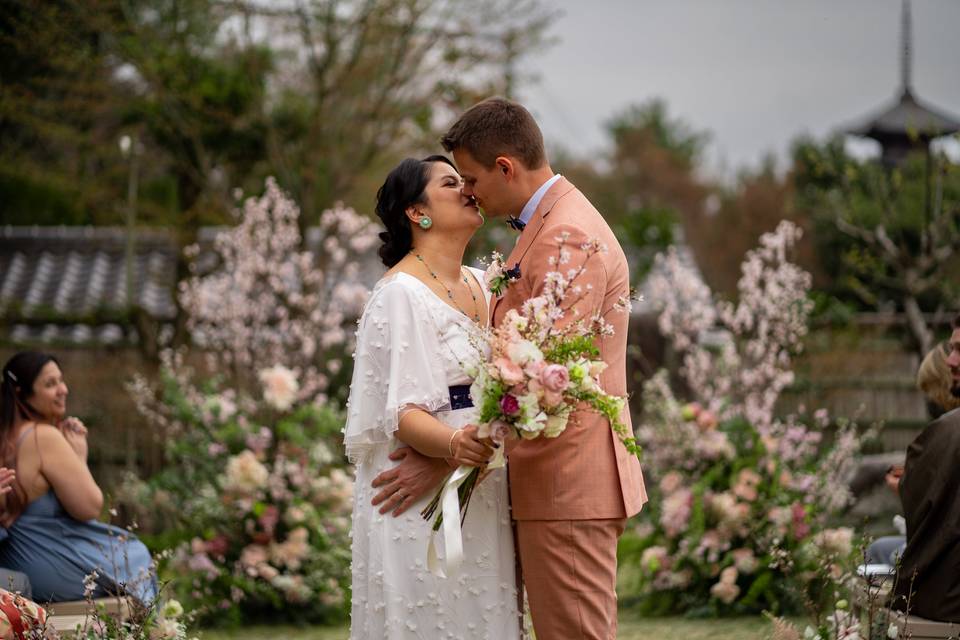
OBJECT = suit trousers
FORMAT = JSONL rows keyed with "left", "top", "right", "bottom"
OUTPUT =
{"left": 516, "top": 518, "right": 626, "bottom": 640}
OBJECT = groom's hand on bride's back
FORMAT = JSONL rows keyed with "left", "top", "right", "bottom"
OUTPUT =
{"left": 370, "top": 426, "right": 495, "bottom": 516}
{"left": 371, "top": 447, "right": 451, "bottom": 516}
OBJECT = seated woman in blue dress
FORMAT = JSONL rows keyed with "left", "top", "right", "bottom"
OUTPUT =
{"left": 0, "top": 351, "right": 156, "bottom": 604}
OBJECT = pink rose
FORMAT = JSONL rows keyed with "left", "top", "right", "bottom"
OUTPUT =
{"left": 539, "top": 364, "right": 570, "bottom": 393}
{"left": 696, "top": 410, "right": 718, "bottom": 431}
{"left": 258, "top": 505, "right": 280, "bottom": 534}
{"left": 791, "top": 502, "right": 810, "bottom": 540}
{"left": 658, "top": 471, "right": 684, "bottom": 495}
{"left": 239, "top": 544, "right": 269, "bottom": 569}
{"left": 495, "top": 357, "right": 525, "bottom": 386}
{"left": 188, "top": 552, "right": 218, "bottom": 576}
{"left": 542, "top": 390, "right": 563, "bottom": 408}
{"left": 500, "top": 394, "right": 520, "bottom": 416}
{"left": 525, "top": 359, "right": 546, "bottom": 379}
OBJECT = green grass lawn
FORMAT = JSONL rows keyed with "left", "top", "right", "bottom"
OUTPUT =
{"left": 197, "top": 614, "right": 777, "bottom": 639}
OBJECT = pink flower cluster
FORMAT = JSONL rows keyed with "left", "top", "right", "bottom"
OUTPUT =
{"left": 173, "top": 438, "right": 352, "bottom": 610}
{"left": 630, "top": 221, "right": 867, "bottom": 613}
{"left": 178, "top": 178, "right": 378, "bottom": 404}
{"left": 648, "top": 221, "right": 812, "bottom": 430}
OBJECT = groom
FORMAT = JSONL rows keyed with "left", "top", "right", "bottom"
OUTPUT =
{"left": 371, "top": 97, "right": 647, "bottom": 639}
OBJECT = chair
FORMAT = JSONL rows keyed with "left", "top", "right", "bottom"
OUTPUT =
{"left": 45, "top": 597, "right": 131, "bottom": 638}
{"left": 889, "top": 610, "right": 960, "bottom": 639}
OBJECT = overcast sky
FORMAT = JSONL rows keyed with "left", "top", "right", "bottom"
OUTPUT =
{"left": 518, "top": 0, "right": 960, "bottom": 178}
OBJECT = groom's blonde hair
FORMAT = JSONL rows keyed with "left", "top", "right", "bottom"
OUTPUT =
{"left": 441, "top": 97, "right": 546, "bottom": 169}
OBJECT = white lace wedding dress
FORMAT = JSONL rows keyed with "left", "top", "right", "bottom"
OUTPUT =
{"left": 344, "top": 269, "right": 521, "bottom": 640}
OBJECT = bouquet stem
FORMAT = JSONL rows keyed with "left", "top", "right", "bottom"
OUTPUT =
{"left": 421, "top": 466, "right": 482, "bottom": 531}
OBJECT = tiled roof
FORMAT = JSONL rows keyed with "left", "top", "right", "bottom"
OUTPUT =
{"left": 0, "top": 226, "right": 179, "bottom": 345}
{"left": 0, "top": 225, "right": 387, "bottom": 347}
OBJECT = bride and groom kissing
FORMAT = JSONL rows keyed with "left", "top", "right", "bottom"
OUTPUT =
{"left": 343, "top": 97, "right": 647, "bottom": 639}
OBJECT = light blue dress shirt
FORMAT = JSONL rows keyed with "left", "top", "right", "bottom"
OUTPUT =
{"left": 517, "top": 174, "right": 562, "bottom": 227}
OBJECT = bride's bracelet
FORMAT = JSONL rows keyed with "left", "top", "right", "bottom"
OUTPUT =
{"left": 448, "top": 429, "right": 462, "bottom": 457}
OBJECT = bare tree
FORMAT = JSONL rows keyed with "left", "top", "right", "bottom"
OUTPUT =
{"left": 215, "top": 0, "right": 556, "bottom": 218}
{"left": 798, "top": 139, "right": 960, "bottom": 357}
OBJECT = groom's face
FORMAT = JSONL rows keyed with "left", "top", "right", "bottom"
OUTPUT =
{"left": 453, "top": 149, "right": 511, "bottom": 218}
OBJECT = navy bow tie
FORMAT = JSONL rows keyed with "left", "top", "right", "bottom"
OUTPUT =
{"left": 506, "top": 216, "right": 526, "bottom": 231}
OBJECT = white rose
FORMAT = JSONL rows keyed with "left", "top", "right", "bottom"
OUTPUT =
{"left": 502, "top": 309, "right": 528, "bottom": 333}
{"left": 258, "top": 365, "right": 299, "bottom": 410}
{"left": 814, "top": 527, "right": 854, "bottom": 557}
{"left": 542, "top": 413, "right": 569, "bottom": 438}
{"left": 709, "top": 579, "right": 740, "bottom": 604}
{"left": 223, "top": 450, "right": 269, "bottom": 494}
{"left": 516, "top": 416, "right": 545, "bottom": 439}
{"left": 506, "top": 339, "right": 543, "bottom": 366}
{"left": 517, "top": 393, "right": 541, "bottom": 420}
{"left": 310, "top": 442, "right": 334, "bottom": 465}
{"left": 149, "top": 618, "right": 185, "bottom": 640}
{"left": 161, "top": 599, "right": 184, "bottom": 620}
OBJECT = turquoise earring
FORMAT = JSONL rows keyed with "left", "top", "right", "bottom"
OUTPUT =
{"left": 419, "top": 216, "right": 433, "bottom": 230}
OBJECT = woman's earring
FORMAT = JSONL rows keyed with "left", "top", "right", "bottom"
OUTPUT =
{"left": 419, "top": 216, "right": 433, "bottom": 230}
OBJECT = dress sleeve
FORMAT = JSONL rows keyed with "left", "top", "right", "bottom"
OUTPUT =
{"left": 342, "top": 280, "right": 451, "bottom": 464}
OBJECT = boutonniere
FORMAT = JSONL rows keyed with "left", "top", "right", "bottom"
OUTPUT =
{"left": 483, "top": 252, "right": 521, "bottom": 297}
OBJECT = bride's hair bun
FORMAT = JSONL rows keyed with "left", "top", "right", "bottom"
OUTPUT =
{"left": 375, "top": 155, "right": 455, "bottom": 268}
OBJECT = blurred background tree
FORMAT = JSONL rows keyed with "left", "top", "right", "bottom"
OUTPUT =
{"left": 0, "top": 0, "right": 556, "bottom": 227}
{"left": 556, "top": 99, "right": 709, "bottom": 282}
{"left": 0, "top": 1, "right": 134, "bottom": 225}
{"left": 3, "top": 0, "right": 956, "bottom": 358}
{"left": 794, "top": 137, "right": 960, "bottom": 356}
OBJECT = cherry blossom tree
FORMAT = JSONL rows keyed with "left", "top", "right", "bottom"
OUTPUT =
{"left": 178, "top": 177, "right": 379, "bottom": 403}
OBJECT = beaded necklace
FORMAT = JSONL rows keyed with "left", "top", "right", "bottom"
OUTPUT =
{"left": 413, "top": 253, "right": 481, "bottom": 324}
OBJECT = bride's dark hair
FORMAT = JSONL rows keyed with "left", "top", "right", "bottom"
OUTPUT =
{"left": 375, "top": 155, "right": 456, "bottom": 268}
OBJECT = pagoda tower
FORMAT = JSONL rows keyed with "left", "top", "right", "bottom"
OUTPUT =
{"left": 846, "top": 0, "right": 960, "bottom": 168}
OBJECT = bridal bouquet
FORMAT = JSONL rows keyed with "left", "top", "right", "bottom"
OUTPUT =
{"left": 422, "top": 236, "right": 641, "bottom": 576}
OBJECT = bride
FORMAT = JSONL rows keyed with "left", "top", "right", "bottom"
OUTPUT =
{"left": 343, "top": 155, "right": 521, "bottom": 639}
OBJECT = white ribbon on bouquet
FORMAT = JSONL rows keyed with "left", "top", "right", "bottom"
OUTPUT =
{"left": 426, "top": 446, "right": 506, "bottom": 578}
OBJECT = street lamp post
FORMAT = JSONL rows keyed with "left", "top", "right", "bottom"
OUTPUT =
{"left": 119, "top": 135, "right": 140, "bottom": 312}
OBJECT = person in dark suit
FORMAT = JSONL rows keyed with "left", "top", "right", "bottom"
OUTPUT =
{"left": 866, "top": 339, "right": 960, "bottom": 567}
{"left": 892, "top": 314, "right": 960, "bottom": 621}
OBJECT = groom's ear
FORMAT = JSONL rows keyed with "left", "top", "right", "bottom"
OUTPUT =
{"left": 495, "top": 156, "right": 515, "bottom": 181}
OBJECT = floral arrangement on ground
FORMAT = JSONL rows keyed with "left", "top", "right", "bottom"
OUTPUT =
{"left": 618, "top": 221, "right": 869, "bottom": 616}
{"left": 118, "top": 180, "right": 375, "bottom": 625}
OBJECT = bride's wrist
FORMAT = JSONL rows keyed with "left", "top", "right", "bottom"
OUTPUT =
{"left": 448, "top": 429, "right": 462, "bottom": 457}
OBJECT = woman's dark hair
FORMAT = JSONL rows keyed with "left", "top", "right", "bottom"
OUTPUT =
{"left": 375, "top": 154, "right": 456, "bottom": 267}
{"left": 0, "top": 352, "right": 59, "bottom": 524}
{"left": 1, "top": 351, "right": 59, "bottom": 434}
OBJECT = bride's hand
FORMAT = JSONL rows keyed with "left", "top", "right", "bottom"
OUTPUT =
{"left": 450, "top": 424, "right": 495, "bottom": 467}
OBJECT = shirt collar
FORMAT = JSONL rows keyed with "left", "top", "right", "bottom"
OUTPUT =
{"left": 518, "top": 174, "right": 562, "bottom": 226}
